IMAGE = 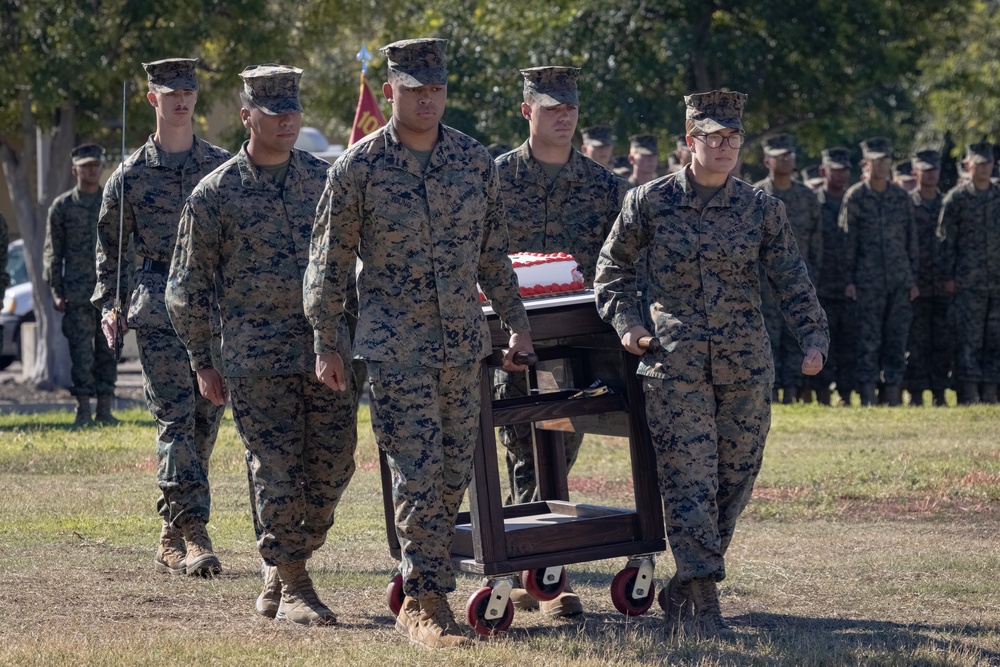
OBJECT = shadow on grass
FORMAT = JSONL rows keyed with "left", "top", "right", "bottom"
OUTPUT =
{"left": 735, "top": 611, "right": 1000, "bottom": 663}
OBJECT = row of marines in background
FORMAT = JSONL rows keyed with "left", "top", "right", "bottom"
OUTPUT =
{"left": 565, "top": 127, "right": 1000, "bottom": 409}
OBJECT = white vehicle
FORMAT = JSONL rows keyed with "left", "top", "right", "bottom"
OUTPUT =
{"left": 2, "top": 238, "right": 138, "bottom": 370}
{"left": 2, "top": 240, "right": 33, "bottom": 369}
{"left": 295, "top": 127, "right": 345, "bottom": 163}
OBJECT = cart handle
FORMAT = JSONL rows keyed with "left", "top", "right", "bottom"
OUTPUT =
{"left": 638, "top": 336, "right": 661, "bottom": 352}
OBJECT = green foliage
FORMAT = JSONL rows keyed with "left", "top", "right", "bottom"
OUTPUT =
{"left": 0, "top": 0, "right": 291, "bottom": 154}
{"left": 1, "top": 0, "right": 993, "bottom": 167}
{"left": 915, "top": 1, "right": 1000, "bottom": 151}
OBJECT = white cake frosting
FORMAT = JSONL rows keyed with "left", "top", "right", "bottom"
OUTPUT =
{"left": 480, "top": 252, "right": 585, "bottom": 301}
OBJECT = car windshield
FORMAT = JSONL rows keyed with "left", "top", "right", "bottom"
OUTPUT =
{"left": 6, "top": 243, "right": 28, "bottom": 287}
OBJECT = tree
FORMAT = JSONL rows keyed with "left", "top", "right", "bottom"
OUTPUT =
{"left": 914, "top": 1, "right": 1000, "bottom": 150}
{"left": 406, "top": 0, "right": 947, "bottom": 169}
{"left": 0, "top": 0, "right": 289, "bottom": 386}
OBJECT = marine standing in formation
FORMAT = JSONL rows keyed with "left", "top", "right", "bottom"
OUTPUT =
{"left": 595, "top": 90, "right": 828, "bottom": 638}
{"left": 304, "top": 38, "right": 534, "bottom": 648}
{"left": 166, "top": 65, "right": 359, "bottom": 624}
{"left": 42, "top": 144, "right": 118, "bottom": 426}
{"left": 838, "top": 137, "right": 919, "bottom": 407}
{"left": 905, "top": 149, "right": 951, "bottom": 406}
{"left": 754, "top": 134, "right": 822, "bottom": 403}
{"left": 627, "top": 134, "right": 659, "bottom": 187}
{"left": 493, "top": 65, "right": 627, "bottom": 619}
{"left": 812, "top": 147, "right": 856, "bottom": 405}
{"left": 937, "top": 142, "right": 1000, "bottom": 405}
{"left": 92, "top": 58, "right": 231, "bottom": 576}
{"left": 579, "top": 124, "right": 615, "bottom": 170}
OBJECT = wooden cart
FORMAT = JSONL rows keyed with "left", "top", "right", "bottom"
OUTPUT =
{"left": 380, "top": 293, "right": 666, "bottom": 634}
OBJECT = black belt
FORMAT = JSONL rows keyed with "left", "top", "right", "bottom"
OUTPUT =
{"left": 141, "top": 257, "right": 170, "bottom": 274}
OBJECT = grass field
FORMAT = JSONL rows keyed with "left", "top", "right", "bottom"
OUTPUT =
{"left": 1, "top": 401, "right": 998, "bottom": 666}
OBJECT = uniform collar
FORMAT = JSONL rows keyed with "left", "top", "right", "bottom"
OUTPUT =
{"left": 235, "top": 141, "right": 305, "bottom": 190}
{"left": 382, "top": 118, "right": 451, "bottom": 175}
{"left": 143, "top": 134, "right": 211, "bottom": 169}
{"left": 675, "top": 165, "right": 740, "bottom": 209}
{"left": 509, "top": 140, "right": 592, "bottom": 186}
{"left": 70, "top": 185, "right": 103, "bottom": 202}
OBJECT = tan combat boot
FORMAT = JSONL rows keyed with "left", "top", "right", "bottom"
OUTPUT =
{"left": 153, "top": 520, "right": 186, "bottom": 575}
{"left": 256, "top": 562, "right": 282, "bottom": 619}
{"left": 684, "top": 577, "right": 736, "bottom": 640}
{"left": 73, "top": 396, "right": 93, "bottom": 427}
{"left": 657, "top": 574, "right": 693, "bottom": 632}
{"left": 395, "top": 594, "right": 469, "bottom": 649}
{"left": 181, "top": 518, "right": 222, "bottom": 577}
{"left": 95, "top": 395, "right": 119, "bottom": 426}
{"left": 275, "top": 561, "right": 336, "bottom": 626}
{"left": 509, "top": 573, "right": 539, "bottom": 611}
{"left": 539, "top": 581, "right": 584, "bottom": 619}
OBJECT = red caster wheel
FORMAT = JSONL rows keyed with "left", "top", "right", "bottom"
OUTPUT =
{"left": 466, "top": 586, "right": 514, "bottom": 636}
{"left": 386, "top": 573, "right": 404, "bottom": 616}
{"left": 521, "top": 566, "right": 565, "bottom": 602}
{"left": 610, "top": 566, "right": 655, "bottom": 616}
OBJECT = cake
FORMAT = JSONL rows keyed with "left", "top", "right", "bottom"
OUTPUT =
{"left": 480, "top": 252, "right": 585, "bottom": 301}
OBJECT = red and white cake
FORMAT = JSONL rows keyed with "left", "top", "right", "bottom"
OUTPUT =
{"left": 480, "top": 252, "right": 585, "bottom": 301}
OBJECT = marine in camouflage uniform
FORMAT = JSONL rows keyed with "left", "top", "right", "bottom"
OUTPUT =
{"left": 628, "top": 134, "right": 659, "bottom": 187}
{"left": 167, "top": 65, "right": 357, "bottom": 625}
{"left": 43, "top": 144, "right": 118, "bottom": 426}
{"left": 838, "top": 137, "right": 919, "bottom": 406}
{"left": 303, "top": 38, "right": 532, "bottom": 649}
{"left": 579, "top": 124, "right": 615, "bottom": 170}
{"left": 754, "top": 134, "right": 822, "bottom": 403}
{"left": 813, "top": 147, "right": 857, "bottom": 404}
{"left": 494, "top": 65, "right": 627, "bottom": 619}
{"left": 905, "top": 150, "right": 952, "bottom": 406}
{"left": 92, "top": 58, "right": 230, "bottom": 575}
{"left": 936, "top": 142, "right": 1000, "bottom": 404}
{"left": 494, "top": 67, "right": 627, "bottom": 503}
{"left": 595, "top": 91, "right": 828, "bottom": 639}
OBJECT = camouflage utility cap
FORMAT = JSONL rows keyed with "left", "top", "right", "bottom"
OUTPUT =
{"left": 762, "top": 134, "right": 794, "bottom": 157}
{"left": 821, "top": 147, "right": 852, "bottom": 169}
{"left": 629, "top": 134, "right": 658, "bottom": 155}
{"left": 675, "top": 135, "right": 689, "bottom": 151}
{"left": 71, "top": 144, "right": 104, "bottom": 165}
{"left": 381, "top": 38, "right": 448, "bottom": 87}
{"left": 684, "top": 90, "right": 747, "bottom": 134}
{"left": 582, "top": 124, "right": 614, "bottom": 147}
{"left": 965, "top": 142, "right": 994, "bottom": 164}
{"left": 893, "top": 160, "right": 912, "bottom": 177}
{"left": 860, "top": 137, "right": 892, "bottom": 160}
{"left": 143, "top": 58, "right": 199, "bottom": 93}
{"left": 801, "top": 165, "right": 820, "bottom": 182}
{"left": 240, "top": 64, "right": 304, "bottom": 115}
{"left": 521, "top": 66, "right": 580, "bottom": 107}
{"left": 911, "top": 149, "right": 941, "bottom": 171}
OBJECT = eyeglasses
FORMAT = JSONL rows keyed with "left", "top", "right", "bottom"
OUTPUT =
{"left": 693, "top": 133, "right": 745, "bottom": 149}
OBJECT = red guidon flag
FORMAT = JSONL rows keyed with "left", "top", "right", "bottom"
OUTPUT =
{"left": 349, "top": 72, "right": 387, "bottom": 146}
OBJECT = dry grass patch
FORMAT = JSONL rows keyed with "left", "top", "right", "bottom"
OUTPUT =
{"left": 1, "top": 403, "right": 999, "bottom": 665}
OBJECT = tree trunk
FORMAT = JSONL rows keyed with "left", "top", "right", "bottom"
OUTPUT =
{"left": 0, "top": 94, "right": 74, "bottom": 389}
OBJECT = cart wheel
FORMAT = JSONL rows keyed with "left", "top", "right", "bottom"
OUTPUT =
{"left": 521, "top": 566, "right": 566, "bottom": 602}
{"left": 610, "top": 566, "right": 655, "bottom": 616}
{"left": 386, "top": 573, "right": 404, "bottom": 616}
{"left": 466, "top": 586, "right": 514, "bottom": 636}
